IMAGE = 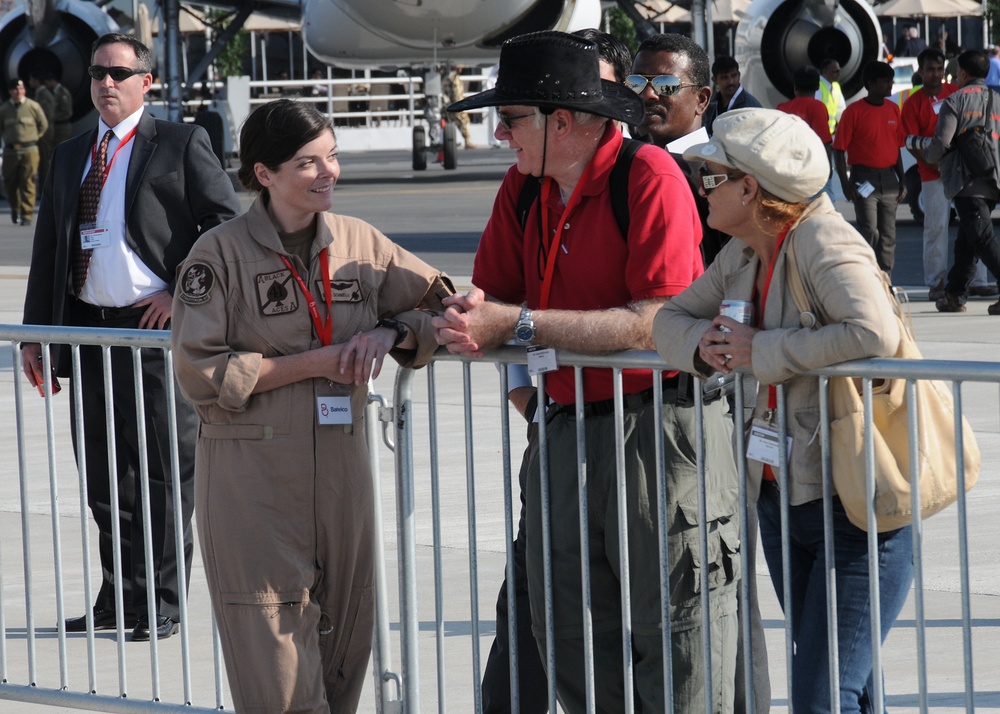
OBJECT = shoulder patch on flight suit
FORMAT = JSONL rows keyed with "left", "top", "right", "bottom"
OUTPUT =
{"left": 257, "top": 269, "right": 299, "bottom": 316}
{"left": 319, "top": 278, "right": 363, "bottom": 303}
{"left": 179, "top": 263, "right": 215, "bottom": 305}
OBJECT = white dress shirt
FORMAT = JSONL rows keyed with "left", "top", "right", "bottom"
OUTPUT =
{"left": 79, "top": 106, "right": 168, "bottom": 308}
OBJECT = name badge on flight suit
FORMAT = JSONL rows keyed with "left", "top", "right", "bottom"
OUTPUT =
{"left": 80, "top": 223, "right": 111, "bottom": 249}
{"left": 746, "top": 418, "right": 793, "bottom": 468}
{"left": 316, "top": 381, "right": 353, "bottom": 425}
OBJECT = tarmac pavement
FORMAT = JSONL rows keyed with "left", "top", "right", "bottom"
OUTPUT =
{"left": 0, "top": 147, "right": 996, "bottom": 713}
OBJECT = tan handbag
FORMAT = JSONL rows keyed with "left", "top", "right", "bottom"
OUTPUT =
{"left": 784, "top": 240, "right": 980, "bottom": 532}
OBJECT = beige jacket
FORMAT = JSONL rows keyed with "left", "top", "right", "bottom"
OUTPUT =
{"left": 172, "top": 196, "right": 453, "bottom": 425}
{"left": 653, "top": 194, "right": 900, "bottom": 505}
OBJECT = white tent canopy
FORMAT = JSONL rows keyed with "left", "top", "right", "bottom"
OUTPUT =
{"left": 633, "top": 0, "right": 752, "bottom": 24}
{"left": 875, "top": 0, "right": 982, "bottom": 17}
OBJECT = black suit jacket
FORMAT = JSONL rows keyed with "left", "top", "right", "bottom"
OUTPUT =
{"left": 23, "top": 110, "right": 241, "bottom": 373}
{"left": 704, "top": 88, "right": 763, "bottom": 135}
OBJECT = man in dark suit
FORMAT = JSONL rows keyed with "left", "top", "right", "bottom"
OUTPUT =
{"left": 703, "top": 56, "right": 762, "bottom": 135}
{"left": 20, "top": 33, "right": 240, "bottom": 641}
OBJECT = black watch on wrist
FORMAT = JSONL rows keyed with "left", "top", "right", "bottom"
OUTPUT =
{"left": 377, "top": 318, "right": 408, "bottom": 348}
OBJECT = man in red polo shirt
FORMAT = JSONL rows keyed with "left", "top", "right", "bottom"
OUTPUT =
{"left": 834, "top": 60, "right": 906, "bottom": 275}
{"left": 777, "top": 67, "right": 833, "bottom": 146}
{"left": 435, "top": 30, "right": 740, "bottom": 714}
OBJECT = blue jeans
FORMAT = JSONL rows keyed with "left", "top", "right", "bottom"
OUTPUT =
{"left": 757, "top": 481, "right": 913, "bottom": 714}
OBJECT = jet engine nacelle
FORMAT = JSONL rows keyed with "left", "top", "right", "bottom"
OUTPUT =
{"left": 0, "top": 0, "right": 119, "bottom": 125}
{"left": 302, "top": 0, "right": 601, "bottom": 67}
{"left": 736, "top": 0, "right": 883, "bottom": 107}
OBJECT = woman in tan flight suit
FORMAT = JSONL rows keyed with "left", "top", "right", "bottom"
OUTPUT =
{"left": 171, "top": 99, "right": 453, "bottom": 714}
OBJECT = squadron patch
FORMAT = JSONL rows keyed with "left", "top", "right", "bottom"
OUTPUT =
{"left": 179, "top": 263, "right": 215, "bottom": 305}
{"left": 319, "top": 278, "right": 363, "bottom": 303}
{"left": 257, "top": 269, "right": 299, "bottom": 316}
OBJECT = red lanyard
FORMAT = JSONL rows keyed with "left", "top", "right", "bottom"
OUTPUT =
{"left": 538, "top": 163, "right": 593, "bottom": 310}
{"left": 280, "top": 250, "right": 333, "bottom": 346}
{"left": 93, "top": 126, "right": 138, "bottom": 190}
{"left": 759, "top": 223, "right": 793, "bottom": 480}
{"left": 760, "top": 223, "right": 794, "bottom": 414}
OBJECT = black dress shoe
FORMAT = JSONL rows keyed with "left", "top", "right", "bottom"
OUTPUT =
{"left": 131, "top": 615, "right": 179, "bottom": 642}
{"left": 64, "top": 607, "right": 138, "bottom": 632}
{"left": 11, "top": 212, "right": 19, "bottom": 225}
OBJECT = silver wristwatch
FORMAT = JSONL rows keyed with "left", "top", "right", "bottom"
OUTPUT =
{"left": 514, "top": 304, "right": 536, "bottom": 345}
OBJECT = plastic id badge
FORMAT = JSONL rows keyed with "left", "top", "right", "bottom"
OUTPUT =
{"left": 527, "top": 346, "right": 558, "bottom": 376}
{"left": 316, "top": 382, "right": 353, "bottom": 425}
{"left": 80, "top": 226, "right": 111, "bottom": 250}
{"left": 746, "top": 419, "right": 792, "bottom": 468}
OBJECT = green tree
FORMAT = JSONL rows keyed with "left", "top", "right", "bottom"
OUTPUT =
{"left": 206, "top": 9, "right": 249, "bottom": 78}
{"left": 605, "top": 6, "right": 639, "bottom": 55}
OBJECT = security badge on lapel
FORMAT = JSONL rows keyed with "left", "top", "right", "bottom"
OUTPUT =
{"left": 746, "top": 410, "right": 792, "bottom": 468}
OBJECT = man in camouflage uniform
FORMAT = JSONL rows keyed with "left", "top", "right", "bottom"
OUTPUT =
{"left": 0, "top": 78, "right": 48, "bottom": 225}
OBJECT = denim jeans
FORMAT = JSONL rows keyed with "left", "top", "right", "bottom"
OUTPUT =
{"left": 946, "top": 196, "right": 1000, "bottom": 301}
{"left": 757, "top": 481, "right": 914, "bottom": 714}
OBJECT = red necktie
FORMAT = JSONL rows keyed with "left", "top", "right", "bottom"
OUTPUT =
{"left": 73, "top": 129, "right": 114, "bottom": 297}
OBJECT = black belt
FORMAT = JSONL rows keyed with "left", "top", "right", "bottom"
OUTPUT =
{"left": 75, "top": 300, "right": 148, "bottom": 321}
{"left": 5, "top": 141, "right": 37, "bottom": 150}
{"left": 550, "top": 374, "right": 682, "bottom": 420}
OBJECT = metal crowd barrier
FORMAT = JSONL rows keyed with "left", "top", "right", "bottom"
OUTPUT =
{"left": 0, "top": 325, "right": 995, "bottom": 713}
{"left": 388, "top": 347, "right": 997, "bottom": 714}
{"left": 0, "top": 325, "right": 401, "bottom": 713}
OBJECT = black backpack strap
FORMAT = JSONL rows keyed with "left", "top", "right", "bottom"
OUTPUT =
{"left": 609, "top": 137, "right": 641, "bottom": 240}
{"left": 515, "top": 136, "right": 641, "bottom": 237}
{"left": 516, "top": 176, "right": 542, "bottom": 231}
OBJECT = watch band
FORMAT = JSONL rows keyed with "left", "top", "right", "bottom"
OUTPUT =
{"left": 376, "top": 318, "right": 408, "bottom": 348}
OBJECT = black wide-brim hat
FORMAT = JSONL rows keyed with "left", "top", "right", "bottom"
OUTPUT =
{"left": 447, "top": 31, "right": 643, "bottom": 126}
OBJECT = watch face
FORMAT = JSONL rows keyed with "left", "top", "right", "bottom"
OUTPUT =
{"left": 515, "top": 324, "right": 534, "bottom": 343}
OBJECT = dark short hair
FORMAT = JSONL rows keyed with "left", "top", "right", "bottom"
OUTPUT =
{"left": 635, "top": 33, "right": 710, "bottom": 88}
{"left": 572, "top": 28, "right": 633, "bottom": 83}
{"left": 92, "top": 33, "right": 154, "bottom": 73}
{"left": 238, "top": 99, "right": 334, "bottom": 192}
{"left": 958, "top": 49, "right": 990, "bottom": 78}
{"left": 7, "top": 78, "right": 23, "bottom": 91}
{"left": 792, "top": 66, "right": 821, "bottom": 93}
{"left": 917, "top": 47, "right": 946, "bottom": 70}
{"left": 711, "top": 55, "right": 739, "bottom": 77}
{"left": 819, "top": 57, "right": 840, "bottom": 72}
{"left": 862, "top": 60, "right": 894, "bottom": 85}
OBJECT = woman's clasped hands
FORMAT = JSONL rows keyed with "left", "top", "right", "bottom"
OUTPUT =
{"left": 698, "top": 315, "right": 757, "bottom": 375}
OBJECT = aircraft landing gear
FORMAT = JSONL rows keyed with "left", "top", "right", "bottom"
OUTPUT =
{"left": 412, "top": 118, "right": 458, "bottom": 171}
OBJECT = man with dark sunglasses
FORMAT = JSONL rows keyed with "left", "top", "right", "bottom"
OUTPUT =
{"left": 630, "top": 34, "right": 731, "bottom": 268}
{"left": 632, "top": 33, "right": 772, "bottom": 714}
{"left": 21, "top": 33, "right": 239, "bottom": 643}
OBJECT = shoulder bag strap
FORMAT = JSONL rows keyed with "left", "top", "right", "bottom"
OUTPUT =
{"left": 784, "top": 236, "right": 815, "bottom": 320}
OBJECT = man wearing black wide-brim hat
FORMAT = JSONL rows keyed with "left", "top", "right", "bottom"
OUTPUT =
{"left": 435, "top": 30, "right": 739, "bottom": 714}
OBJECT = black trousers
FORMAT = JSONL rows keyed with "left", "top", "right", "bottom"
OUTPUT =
{"left": 68, "top": 301, "right": 197, "bottom": 621}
